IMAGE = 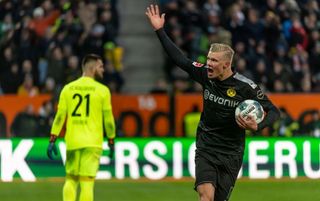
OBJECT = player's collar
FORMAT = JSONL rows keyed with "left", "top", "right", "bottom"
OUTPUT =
{"left": 81, "top": 76, "right": 94, "bottom": 80}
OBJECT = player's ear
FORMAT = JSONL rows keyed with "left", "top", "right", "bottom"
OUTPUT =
{"left": 224, "top": 61, "right": 231, "bottom": 69}
{"left": 223, "top": 64, "right": 227, "bottom": 69}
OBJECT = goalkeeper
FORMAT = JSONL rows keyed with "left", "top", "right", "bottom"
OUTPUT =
{"left": 47, "top": 54, "right": 116, "bottom": 201}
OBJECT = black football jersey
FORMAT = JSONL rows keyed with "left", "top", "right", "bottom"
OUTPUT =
{"left": 156, "top": 28, "right": 280, "bottom": 155}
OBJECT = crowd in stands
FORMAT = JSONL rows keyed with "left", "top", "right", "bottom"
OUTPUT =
{"left": 155, "top": 0, "right": 320, "bottom": 94}
{"left": 1, "top": 0, "right": 320, "bottom": 138}
{"left": 1, "top": 0, "right": 320, "bottom": 96}
{"left": 0, "top": 0, "right": 124, "bottom": 97}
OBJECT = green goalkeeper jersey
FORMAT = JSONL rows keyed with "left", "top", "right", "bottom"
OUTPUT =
{"left": 51, "top": 76, "right": 115, "bottom": 150}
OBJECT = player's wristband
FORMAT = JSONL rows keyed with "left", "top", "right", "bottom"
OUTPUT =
{"left": 49, "top": 135, "right": 57, "bottom": 143}
{"left": 108, "top": 138, "right": 114, "bottom": 145}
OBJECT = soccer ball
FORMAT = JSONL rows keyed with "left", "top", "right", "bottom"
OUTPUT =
{"left": 235, "top": 99, "right": 265, "bottom": 124}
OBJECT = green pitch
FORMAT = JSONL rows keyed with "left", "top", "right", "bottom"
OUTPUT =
{"left": 0, "top": 178, "right": 319, "bottom": 201}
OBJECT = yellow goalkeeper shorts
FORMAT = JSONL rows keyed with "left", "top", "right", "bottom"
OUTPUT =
{"left": 65, "top": 147, "right": 102, "bottom": 177}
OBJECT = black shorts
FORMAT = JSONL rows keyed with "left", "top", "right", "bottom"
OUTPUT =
{"left": 194, "top": 151, "right": 243, "bottom": 201}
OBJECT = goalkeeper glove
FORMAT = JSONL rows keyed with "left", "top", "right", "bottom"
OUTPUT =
{"left": 47, "top": 135, "right": 58, "bottom": 160}
{"left": 108, "top": 138, "right": 115, "bottom": 159}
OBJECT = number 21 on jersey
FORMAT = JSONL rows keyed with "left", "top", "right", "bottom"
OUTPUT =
{"left": 72, "top": 93, "right": 90, "bottom": 117}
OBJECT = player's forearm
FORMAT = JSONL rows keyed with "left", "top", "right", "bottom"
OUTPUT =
{"left": 103, "top": 110, "right": 116, "bottom": 139}
{"left": 50, "top": 110, "right": 67, "bottom": 136}
{"left": 257, "top": 106, "right": 280, "bottom": 130}
{"left": 156, "top": 28, "right": 192, "bottom": 72}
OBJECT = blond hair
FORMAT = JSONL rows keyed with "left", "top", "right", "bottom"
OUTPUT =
{"left": 209, "top": 43, "right": 235, "bottom": 62}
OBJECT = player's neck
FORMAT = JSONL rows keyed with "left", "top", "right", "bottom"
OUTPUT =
{"left": 82, "top": 72, "right": 94, "bottom": 79}
{"left": 218, "top": 69, "right": 233, "bottom": 81}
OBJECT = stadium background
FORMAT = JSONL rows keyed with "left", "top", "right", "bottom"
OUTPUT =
{"left": 0, "top": 0, "right": 320, "bottom": 201}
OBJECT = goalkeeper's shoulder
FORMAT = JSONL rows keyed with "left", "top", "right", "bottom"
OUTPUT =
{"left": 59, "top": 81, "right": 74, "bottom": 95}
{"left": 95, "top": 82, "right": 111, "bottom": 96}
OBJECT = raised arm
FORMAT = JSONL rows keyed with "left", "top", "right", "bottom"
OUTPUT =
{"left": 145, "top": 4, "right": 194, "bottom": 73}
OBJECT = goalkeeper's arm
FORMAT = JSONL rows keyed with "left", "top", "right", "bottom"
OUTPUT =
{"left": 47, "top": 109, "right": 67, "bottom": 159}
{"left": 103, "top": 110, "right": 116, "bottom": 139}
{"left": 103, "top": 110, "right": 116, "bottom": 158}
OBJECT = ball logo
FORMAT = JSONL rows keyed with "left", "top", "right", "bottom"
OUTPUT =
{"left": 227, "top": 88, "right": 236, "bottom": 97}
{"left": 242, "top": 105, "right": 255, "bottom": 117}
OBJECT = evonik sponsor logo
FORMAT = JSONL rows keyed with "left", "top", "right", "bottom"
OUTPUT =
{"left": 204, "top": 89, "right": 240, "bottom": 107}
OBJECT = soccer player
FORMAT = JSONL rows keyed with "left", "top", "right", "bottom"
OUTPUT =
{"left": 146, "top": 5, "right": 280, "bottom": 201}
{"left": 47, "top": 54, "right": 116, "bottom": 201}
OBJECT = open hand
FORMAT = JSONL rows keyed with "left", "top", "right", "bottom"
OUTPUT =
{"left": 236, "top": 115, "right": 258, "bottom": 131}
{"left": 145, "top": 4, "right": 165, "bottom": 30}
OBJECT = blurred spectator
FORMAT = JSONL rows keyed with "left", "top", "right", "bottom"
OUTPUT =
{"left": 17, "top": 28, "right": 37, "bottom": 62}
{"left": 11, "top": 104, "right": 38, "bottom": 137}
{"left": 269, "top": 60, "right": 293, "bottom": 92}
{"left": 180, "top": 0, "right": 203, "bottom": 29}
{"left": 301, "top": 72, "right": 312, "bottom": 92}
{"left": 306, "top": 111, "right": 320, "bottom": 137}
{"left": 46, "top": 46, "right": 64, "bottom": 86}
{"left": 203, "top": 0, "right": 221, "bottom": 16}
{"left": 0, "top": 46, "right": 15, "bottom": 75}
{"left": 271, "top": 107, "right": 299, "bottom": 137}
{"left": 82, "top": 23, "right": 105, "bottom": 56}
{"left": 64, "top": 55, "right": 81, "bottom": 84}
{"left": 263, "top": 11, "right": 283, "bottom": 56}
{"left": 150, "top": 78, "right": 169, "bottom": 94}
{"left": 0, "top": 111, "right": 6, "bottom": 137}
{"left": 273, "top": 79, "right": 286, "bottom": 92}
{"left": 183, "top": 105, "right": 201, "bottom": 137}
{"left": 0, "top": 0, "right": 121, "bottom": 95}
{"left": 289, "top": 14, "right": 308, "bottom": 49}
{"left": 102, "top": 61, "right": 124, "bottom": 93}
{"left": 104, "top": 41, "right": 124, "bottom": 72}
{"left": 233, "top": 41, "right": 254, "bottom": 67}
{"left": 235, "top": 57, "right": 254, "bottom": 80}
{"left": 28, "top": 6, "right": 60, "bottom": 37}
{"left": 41, "top": 77, "right": 56, "bottom": 94}
{"left": 99, "top": 9, "right": 117, "bottom": 44}
{"left": 37, "top": 100, "right": 55, "bottom": 137}
{"left": 38, "top": 57, "right": 48, "bottom": 85}
{"left": 253, "top": 59, "right": 269, "bottom": 91}
{"left": 296, "top": 109, "right": 320, "bottom": 136}
{"left": 17, "top": 73, "right": 39, "bottom": 97}
{"left": 274, "top": 44, "right": 291, "bottom": 68}
{"left": 244, "top": 7, "right": 264, "bottom": 45}
{"left": 0, "top": 14, "right": 14, "bottom": 39}
{"left": 290, "top": 44, "right": 310, "bottom": 90}
{"left": 158, "top": 0, "right": 320, "bottom": 92}
{"left": 2, "top": 0, "right": 320, "bottom": 95}
{"left": 21, "top": 59, "right": 38, "bottom": 83}
{"left": 173, "top": 78, "right": 192, "bottom": 93}
{"left": 226, "top": 3, "right": 247, "bottom": 45}
{"left": 0, "top": 62, "right": 22, "bottom": 94}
